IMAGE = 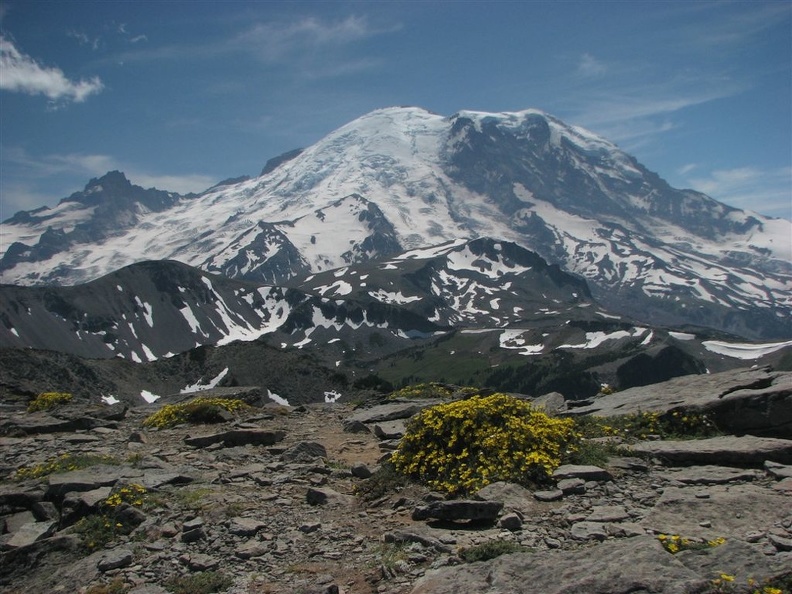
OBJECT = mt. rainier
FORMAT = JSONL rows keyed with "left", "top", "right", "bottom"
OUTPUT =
{"left": 1, "top": 106, "right": 790, "bottom": 338}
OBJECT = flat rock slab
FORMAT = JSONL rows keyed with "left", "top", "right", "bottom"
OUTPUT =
{"left": 373, "top": 420, "right": 406, "bottom": 440}
{"left": 410, "top": 536, "right": 710, "bottom": 594}
{"left": 568, "top": 367, "right": 792, "bottom": 438}
{"left": 348, "top": 400, "right": 441, "bottom": 424}
{"left": 552, "top": 464, "right": 613, "bottom": 482}
{"left": 658, "top": 465, "right": 759, "bottom": 485}
{"left": 474, "top": 482, "right": 542, "bottom": 515}
{"left": 640, "top": 483, "right": 790, "bottom": 541}
{"left": 184, "top": 429, "right": 285, "bottom": 449}
{"left": 46, "top": 465, "right": 143, "bottom": 497}
{"left": 585, "top": 505, "right": 630, "bottom": 523}
{"left": 630, "top": 435, "right": 792, "bottom": 466}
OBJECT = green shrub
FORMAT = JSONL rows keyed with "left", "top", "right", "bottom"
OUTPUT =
{"left": 459, "top": 540, "right": 527, "bottom": 562}
{"left": 354, "top": 461, "right": 409, "bottom": 501}
{"left": 142, "top": 397, "right": 249, "bottom": 429}
{"left": 391, "top": 393, "right": 578, "bottom": 495}
{"left": 27, "top": 392, "right": 72, "bottom": 412}
{"left": 164, "top": 571, "right": 233, "bottom": 594}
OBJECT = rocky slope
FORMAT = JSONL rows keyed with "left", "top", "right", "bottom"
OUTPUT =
{"left": 0, "top": 368, "right": 790, "bottom": 594}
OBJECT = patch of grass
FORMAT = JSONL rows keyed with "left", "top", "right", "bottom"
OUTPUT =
{"left": 387, "top": 382, "right": 455, "bottom": 400}
{"left": 84, "top": 579, "right": 129, "bottom": 594}
{"left": 142, "top": 397, "right": 250, "bottom": 429}
{"left": 14, "top": 453, "right": 118, "bottom": 481}
{"left": 566, "top": 438, "right": 618, "bottom": 467}
{"left": 164, "top": 571, "right": 234, "bottom": 594}
{"left": 27, "top": 391, "right": 73, "bottom": 412}
{"left": 459, "top": 540, "right": 528, "bottom": 563}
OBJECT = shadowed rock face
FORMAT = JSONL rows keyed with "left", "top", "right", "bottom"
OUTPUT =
{"left": 568, "top": 366, "right": 792, "bottom": 438}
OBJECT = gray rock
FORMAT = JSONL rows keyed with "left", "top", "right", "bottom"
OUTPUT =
{"left": 341, "top": 419, "right": 371, "bottom": 434}
{"left": 46, "top": 465, "right": 141, "bottom": 497}
{"left": 97, "top": 548, "right": 133, "bottom": 572}
{"left": 474, "top": 482, "right": 536, "bottom": 514}
{"left": 184, "top": 429, "right": 285, "bottom": 448}
{"left": 229, "top": 516, "right": 267, "bottom": 536}
{"left": 570, "top": 521, "right": 608, "bottom": 541}
{"left": 348, "top": 401, "right": 440, "bottom": 424}
{"left": 630, "top": 435, "right": 792, "bottom": 466}
{"left": 658, "top": 465, "right": 758, "bottom": 485}
{"left": 235, "top": 538, "right": 270, "bottom": 559}
{"left": 641, "top": 484, "right": 790, "bottom": 540}
{"left": 568, "top": 366, "right": 792, "bottom": 438}
{"left": 306, "top": 487, "right": 354, "bottom": 507}
{"left": 282, "top": 441, "right": 328, "bottom": 463}
{"left": 772, "top": 477, "right": 792, "bottom": 492}
{"left": 60, "top": 486, "right": 112, "bottom": 525}
{"left": 765, "top": 460, "right": 792, "bottom": 479}
{"left": 383, "top": 530, "right": 453, "bottom": 553}
{"left": 531, "top": 392, "right": 566, "bottom": 414}
{"left": 182, "top": 552, "right": 219, "bottom": 571}
{"left": 768, "top": 533, "right": 792, "bottom": 552}
{"left": 586, "top": 505, "right": 630, "bottom": 523}
{"left": 557, "top": 478, "right": 586, "bottom": 495}
{"left": 499, "top": 512, "right": 523, "bottom": 531}
{"left": 412, "top": 500, "right": 503, "bottom": 522}
{"left": 409, "top": 536, "right": 709, "bottom": 594}
{"left": 2, "top": 511, "right": 36, "bottom": 534}
{"left": 533, "top": 489, "right": 563, "bottom": 502}
{"left": 350, "top": 463, "right": 373, "bottom": 479}
{"left": 373, "top": 420, "right": 406, "bottom": 440}
{"left": 552, "top": 464, "right": 613, "bottom": 482}
{"left": 2, "top": 520, "right": 56, "bottom": 549}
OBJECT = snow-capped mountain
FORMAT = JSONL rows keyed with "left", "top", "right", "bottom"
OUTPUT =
{"left": 1, "top": 107, "right": 790, "bottom": 338}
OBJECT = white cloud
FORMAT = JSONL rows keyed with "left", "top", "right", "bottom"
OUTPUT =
{"left": 686, "top": 166, "right": 792, "bottom": 220}
{"left": 0, "top": 35, "right": 104, "bottom": 103}
{"left": 577, "top": 53, "right": 607, "bottom": 77}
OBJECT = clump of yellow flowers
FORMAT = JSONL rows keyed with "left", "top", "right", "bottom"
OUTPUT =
{"left": 27, "top": 391, "right": 73, "bottom": 412}
{"left": 142, "top": 397, "right": 249, "bottom": 429}
{"left": 391, "top": 393, "right": 578, "bottom": 495}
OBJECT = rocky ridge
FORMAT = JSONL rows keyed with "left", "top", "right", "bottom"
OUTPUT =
{"left": 0, "top": 369, "right": 790, "bottom": 594}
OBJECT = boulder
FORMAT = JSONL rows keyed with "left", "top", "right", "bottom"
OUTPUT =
{"left": 630, "top": 435, "right": 792, "bottom": 466}
{"left": 184, "top": 429, "right": 285, "bottom": 448}
{"left": 412, "top": 500, "right": 503, "bottom": 522}
{"left": 569, "top": 366, "right": 792, "bottom": 438}
{"left": 410, "top": 536, "right": 709, "bottom": 594}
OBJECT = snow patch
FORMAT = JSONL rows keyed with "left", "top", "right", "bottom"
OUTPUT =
{"left": 181, "top": 367, "right": 230, "bottom": 394}
{"left": 140, "top": 390, "right": 160, "bottom": 403}
{"left": 101, "top": 395, "right": 120, "bottom": 405}
{"left": 324, "top": 390, "right": 342, "bottom": 403}
{"left": 268, "top": 389, "right": 290, "bottom": 406}
{"left": 702, "top": 340, "right": 792, "bottom": 360}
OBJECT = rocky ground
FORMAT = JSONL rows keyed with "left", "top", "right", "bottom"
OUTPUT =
{"left": 0, "top": 369, "right": 791, "bottom": 594}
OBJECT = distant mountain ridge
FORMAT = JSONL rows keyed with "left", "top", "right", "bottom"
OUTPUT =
{"left": 1, "top": 107, "right": 790, "bottom": 338}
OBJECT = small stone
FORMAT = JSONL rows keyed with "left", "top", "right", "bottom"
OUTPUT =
{"left": 499, "top": 513, "right": 523, "bottom": 532}
{"left": 557, "top": 478, "right": 586, "bottom": 495}
{"left": 235, "top": 539, "right": 270, "bottom": 559}
{"left": 351, "top": 464, "right": 373, "bottom": 479}
{"left": 768, "top": 533, "right": 792, "bottom": 552}
{"left": 229, "top": 517, "right": 267, "bottom": 536}
{"left": 98, "top": 548, "right": 133, "bottom": 572}
{"left": 299, "top": 522, "right": 322, "bottom": 533}
{"left": 533, "top": 489, "right": 563, "bottom": 502}
{"left": 570, "top": 521, "right": 608, "bottom": 541}
{"left": 586, "top": 506, "right": 629, "bottom": 523}
{"left": 552, "top": 465, "right": 613, "bottom": 482}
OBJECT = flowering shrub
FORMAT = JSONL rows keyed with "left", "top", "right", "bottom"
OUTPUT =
{"left": 14, "top": 453, "right": 118, "bottom": 481}
{"left": 142, "top": 397, "right": 249, "bottom": 429}
{"left": 391, "top": 393, "right": 578, "bottom": 495}
{"left": 577, "top": 410, "right": 719, "bottom": 441}
{"left": 657, "top": 533, "right": 726, "bottom": 554}
{"left": 388, "top": 382, "right": 456, "bottom": 400}
{"left": 75, "top": 483, "right": 148, "bottom": 551}
{"left": 27, "top": 392, "right": 73, "bottom": 412}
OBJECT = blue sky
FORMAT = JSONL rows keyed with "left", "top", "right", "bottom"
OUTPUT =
{"left": 1, "top": 1, "right": 790, "bottom": 221}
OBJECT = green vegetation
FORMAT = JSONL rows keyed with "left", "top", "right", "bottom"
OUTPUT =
{"left": 391, "top": 393, "right": 578, "bottom": 495}
{"left": 459, "top": 540, "right": 528, "bottom": 562}
{"left": 14, "top": 453, "right": 118, "bottom": 481}
{"left": 27, "top": 391, "right": 73, "bottom": 412}
{"left": 163, "top": 571, "right": 234, "bottom": 594}
{"left": 575, "top": 410, "right": 720, "bottom": 441}
{"left": 354, "top": 461, "right": 409, "bottom": 501}
{"left": 142, "top": 397, "right": 249, "bottom": 429}
{"left": 74, "top": 483, "right": 148, "bottom": 552}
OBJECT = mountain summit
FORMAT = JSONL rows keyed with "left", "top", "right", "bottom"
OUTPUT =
{"left": 1, "top": 107, "right": 790, "bottom": 338}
